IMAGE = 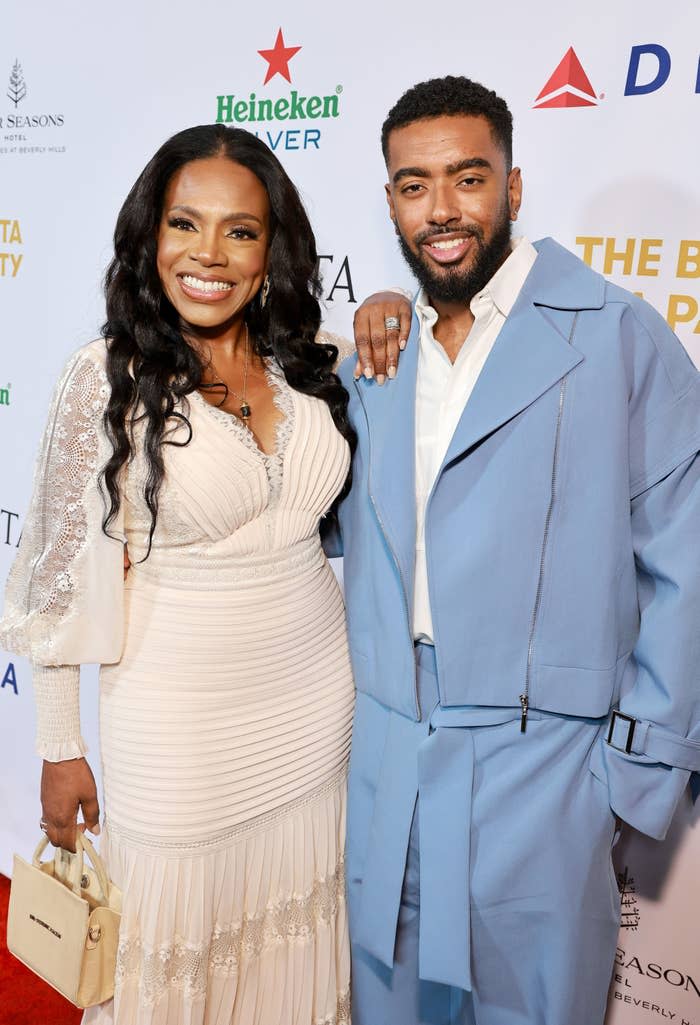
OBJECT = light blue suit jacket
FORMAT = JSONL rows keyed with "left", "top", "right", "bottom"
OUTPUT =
{"left": 333, "top": 238, "right": 700, "bottom": 841}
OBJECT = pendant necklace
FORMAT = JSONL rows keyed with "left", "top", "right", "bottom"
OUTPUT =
{"left": 212, "top": 325, "right": 252, "bottom": 423}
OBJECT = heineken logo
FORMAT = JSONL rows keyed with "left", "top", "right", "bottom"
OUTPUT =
{"left": 258, "top": 28, "right": 301, "bottom": 85}
{"left": 215, "top": 28, "right": 342, "bottom": 152}
{"left": 216, "top": 88, "right": 342, "bottom": 125}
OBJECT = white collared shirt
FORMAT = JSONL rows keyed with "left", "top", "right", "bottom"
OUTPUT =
{"left": 413, "top": 236, "right": 538, "bottom": 642}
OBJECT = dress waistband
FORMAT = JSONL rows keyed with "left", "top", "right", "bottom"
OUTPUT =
{"left": 131, "top": 535, "right": 323, "bottom": 590}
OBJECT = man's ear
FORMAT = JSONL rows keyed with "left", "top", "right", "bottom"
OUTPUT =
{"left": 508, "top": 167, "right": 522, "bottom": 221}
{"left": 385, "top": 182, "right": 397, "bottom": 225}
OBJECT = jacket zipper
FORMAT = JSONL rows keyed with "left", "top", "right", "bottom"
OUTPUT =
{"left": 521, "top": 311, "right": 579, "bottom": 732}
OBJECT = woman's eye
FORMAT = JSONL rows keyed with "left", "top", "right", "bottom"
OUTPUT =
{"left": 168, "top": 217, "right": 195, "bottom": 231}
{"left": 229, "top": 227, "right": 257, "bottom": 240}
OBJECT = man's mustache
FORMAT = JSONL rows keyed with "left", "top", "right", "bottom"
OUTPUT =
{"left": 411, "top": 224, "right": 485, "bottom": 246}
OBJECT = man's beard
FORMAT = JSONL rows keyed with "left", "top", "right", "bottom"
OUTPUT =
{"left": 396, "top": 201, "right": 512, "bottom": 305}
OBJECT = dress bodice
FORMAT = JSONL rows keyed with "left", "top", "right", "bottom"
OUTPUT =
{"left": 122, "top": 357, "right": 351, "bottom": 583}
{"left": 0, "top": 334, "right": 352, "bottom": 664}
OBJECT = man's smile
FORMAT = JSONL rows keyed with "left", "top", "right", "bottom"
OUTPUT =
{"left": 420, "top": 232, "right": 475, "bottom": 266}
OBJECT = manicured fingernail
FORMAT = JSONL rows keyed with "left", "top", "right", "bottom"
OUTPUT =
{"left": 363, "top": 367, "right": 373, "bottom": 379}
{"left": 387, "top": 365, "right": 396, "bottom": 379}
{"left": 91, "top": 824, "right": 101, "bottom": 835}
{"left": 399, "top": 338, "right": 407, "bottom": 350}
{"left": 376, "top": 374, "right": 386, "bottom": 386}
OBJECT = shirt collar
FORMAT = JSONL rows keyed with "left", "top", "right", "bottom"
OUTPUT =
{"left": 415, "top": 236, "right": 538, "bottom": 324}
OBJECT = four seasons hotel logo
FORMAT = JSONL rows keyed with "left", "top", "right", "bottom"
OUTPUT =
{"left": 6, "top": 60, "right": 26, "bottom": 107}
{"left": 0, "top": 58, "right": 66, "bottom": 154}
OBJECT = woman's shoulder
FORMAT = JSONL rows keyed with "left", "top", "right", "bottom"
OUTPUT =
{"left": 50, "top": 338, "right": 111, "bottom": 415}
{"left": 52, "top": 337, "right": 109, "bottom": 386}
{"left": 66, "top": 336, "right": 109, "bottom": 369}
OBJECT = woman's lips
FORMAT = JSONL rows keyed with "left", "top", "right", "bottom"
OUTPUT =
{"left": 177, "top": 274, "right": 235, "bottom": 302}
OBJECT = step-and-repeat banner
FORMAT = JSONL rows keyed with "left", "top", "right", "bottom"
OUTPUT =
{"left": 1, "top": 2, "right": 698, "bottom": 1021}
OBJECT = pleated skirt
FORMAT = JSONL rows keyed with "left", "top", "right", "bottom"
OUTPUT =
{"left": 84, "top": 543, "right": 354, "bottom": 1024}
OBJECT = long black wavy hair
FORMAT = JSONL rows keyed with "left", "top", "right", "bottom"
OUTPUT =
{"left": 101, "top": 124, "right": 355, "bottom": 555}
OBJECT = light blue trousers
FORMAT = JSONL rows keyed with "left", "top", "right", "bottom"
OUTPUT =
{"left": 347, "top": 646, "right": 621, "bottom": 1025}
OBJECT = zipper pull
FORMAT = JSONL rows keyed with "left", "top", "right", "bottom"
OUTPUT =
{"left": 519, "top": 694, "right": 529, "bottom": 733}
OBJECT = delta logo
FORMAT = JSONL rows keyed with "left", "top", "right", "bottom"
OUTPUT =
{"left": 534, "top": 47, "right": 598, "bottom": 108}
{"left": 215, "top": 28, "right": 342, "bottom": 152}
{"left": 535, "top": 44, "right": 700, "bottom": 108}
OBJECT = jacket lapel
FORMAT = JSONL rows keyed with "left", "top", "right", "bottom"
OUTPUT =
{"left": 438, "top": 238, "right": 603, "bottom": 471}
{"left": 438, "top": 301, "right": 583, "bottom": 471}
{"left": 352, "top": 238, "right": 606, "bottom": 602}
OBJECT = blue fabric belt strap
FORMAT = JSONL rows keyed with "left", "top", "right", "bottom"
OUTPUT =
{"left": 607, "top": 711, "right": 700, "bottom": 771}
{"left": 354, "top": 644, "right": 526, "bottom": 992}
{"left": 417, "top": 722, "right": 474, "bottom": 989}
{"left": 354, "top": 703, "right": 429, "bottom": 968}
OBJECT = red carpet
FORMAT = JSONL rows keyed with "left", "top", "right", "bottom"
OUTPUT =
{"left": 0, "top": 874, "right": 82, "bottom": 1025}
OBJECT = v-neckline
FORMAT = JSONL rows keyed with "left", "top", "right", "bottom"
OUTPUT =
{"left": 191, "top": 360, "right": 293, "bottom": 461}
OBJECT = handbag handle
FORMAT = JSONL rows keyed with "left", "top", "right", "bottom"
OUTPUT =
{"left": 33, "top": 831, "right": 111, "bottom": 903}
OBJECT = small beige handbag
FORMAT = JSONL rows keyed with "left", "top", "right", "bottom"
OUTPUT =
{"left": 7, "top": 831, "right": 122, "bottom": 1008}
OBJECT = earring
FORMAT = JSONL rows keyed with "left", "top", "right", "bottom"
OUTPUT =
{"left": 260, "top": 274, "right": 271, "bottom": 308}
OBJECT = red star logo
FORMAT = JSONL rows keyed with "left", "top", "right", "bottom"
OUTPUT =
{"left": 258, "top": 29, "right": 302, "bottom": 86}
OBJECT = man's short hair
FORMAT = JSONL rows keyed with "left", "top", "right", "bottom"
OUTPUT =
{"left": 381, "top": 76, "right": 513, "bottom": 170}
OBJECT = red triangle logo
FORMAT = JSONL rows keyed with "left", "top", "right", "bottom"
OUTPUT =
{"left": 534, "top": 47, "right": 597, "bottom": 108}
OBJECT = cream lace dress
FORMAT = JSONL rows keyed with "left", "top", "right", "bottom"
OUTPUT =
{"left": 0, "top": 337, "right": 355, "bottom": 1025}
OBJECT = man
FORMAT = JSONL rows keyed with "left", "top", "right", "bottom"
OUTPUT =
{"left": 334, "top": 76, "right": 700, "bottom": 1024}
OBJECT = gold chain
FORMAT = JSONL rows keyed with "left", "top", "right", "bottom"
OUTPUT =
{"left": 208, "top": 325, "right": 251, "bottom": 422}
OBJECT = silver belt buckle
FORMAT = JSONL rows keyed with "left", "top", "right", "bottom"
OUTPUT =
{"left": 607, "top": 709, "right": 637, "bottom": 754}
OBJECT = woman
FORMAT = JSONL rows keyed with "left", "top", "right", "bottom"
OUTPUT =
{"left": 0, "top": 124, "right": 408, "bottom": 1024}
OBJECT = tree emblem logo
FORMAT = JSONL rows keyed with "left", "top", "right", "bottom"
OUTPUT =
{"left": 617, "top": 865, "right": 640, "bottom": 931}
{"left": 7, "top": 60, "right": 27, "bottom": 108}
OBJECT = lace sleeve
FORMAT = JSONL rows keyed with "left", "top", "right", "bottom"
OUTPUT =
{"left": 317, "top": 330, "right": 356, "bottom": 372}
{"left": 0, "top": 340, "right": 125, "bottom": 666}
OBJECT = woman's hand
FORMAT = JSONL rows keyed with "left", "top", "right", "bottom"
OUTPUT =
{"left": 40, "top": 757, "right": 100, "bottom": 853}
{"left": 353, "top": 291, "right": 412, "bottom": 385}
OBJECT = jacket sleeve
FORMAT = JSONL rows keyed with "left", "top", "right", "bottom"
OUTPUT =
{"left": 321, "top": 518, "right": 343, "bottom": 560}
{"left": 602, "top": 299, "right": 700, "bottom": 840}
{"left": 316, "top": 329, "right": 356, "bottom": 561}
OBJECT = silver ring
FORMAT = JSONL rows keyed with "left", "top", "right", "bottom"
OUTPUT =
{"left": 384, "top": 316, "right": 400, "bottom": 331}
{"left": 39, "top": 819, "right": 49, "bottom": 834}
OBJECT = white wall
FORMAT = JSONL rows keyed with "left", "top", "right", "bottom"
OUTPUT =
{"left": 1, "top": 2, "right": 698, "bottom": 1020}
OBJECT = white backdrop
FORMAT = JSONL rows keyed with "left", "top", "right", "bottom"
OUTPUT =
{"left": 1, "top": 2, "right": 698, "bottom": 1021}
